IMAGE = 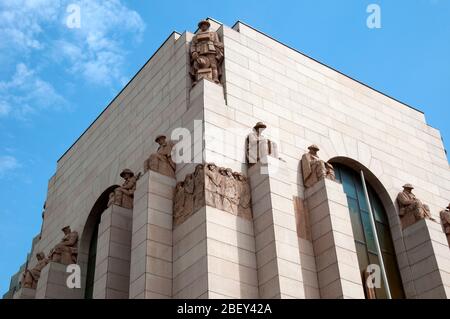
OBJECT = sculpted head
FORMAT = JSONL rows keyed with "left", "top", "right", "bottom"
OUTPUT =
{"left": 198, "top": 20, "right": 210, "bottom": 32}
{"left": 308, "top": 144, "right": 320, "bottom": 156}
{"left": 176, "top": 181, "right": 184, "bottom": 190}
{"left": 233, "top": 172, "right": 246, "bottom": 181}
{"left": 207, "top": 163, "right": 217, "bottom": 171}
{"left": 195, "top": 164, "right": 204, "bottom": 175}
{"left": 402, "top": 184, "right": 414, "bottom": 193}
{"left": 61, "top": 225, "right": 71, "bottom": 235}
{"left": 120, "top": 169, "right": 134, "bottom": 180}
{"left": 36, "top": 252, "right": 45, "bottom": 261}
{"left": 253, "top": 122, "right": 267, "bottom": 136}
{"left": 155, "top": 135, "right": 167, "bottom": 146}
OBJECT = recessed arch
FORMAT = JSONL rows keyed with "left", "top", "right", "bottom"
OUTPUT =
{"left": 78, "top": 185, "right": 119, "bottom": 299}
{"left": 328, "top": 156, "right": 407, "bottom": 299}
{"left": 329, "top": 156, "right": 397, "bottom": 223}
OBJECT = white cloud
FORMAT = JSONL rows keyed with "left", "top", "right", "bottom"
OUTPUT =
{"left": 0, "top": 0, "right": 145, "bottom": 120}
{"left": 0, "top": 0, "right": 62, "bottom": 52}
{"left": 0, "top": 102, "right": 11, "bottom": 117}
{"left": 56, "top": 0, "right": 145, "bottom": 85}
{"left": 0, "top": 156, "right": 20, "bottom": 177}
{"left": 0, "top": 0, "right": 145, "bottom": 86}
{"left": 0, "top": 63, "right": 68, "bottom": 119}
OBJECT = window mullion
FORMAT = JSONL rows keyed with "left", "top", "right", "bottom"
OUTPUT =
{"left": 360, "top": 170, "right": 392, "bottom": 299}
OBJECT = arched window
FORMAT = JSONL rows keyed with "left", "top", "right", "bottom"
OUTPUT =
{"left": 333, "top": 164, "right": 405, "bottom": 299}
{"left": 80, "top": 185, "right": 118, "bottom": 299}
{"left": 84, "top": 220, "right": 100, "bottom": 299}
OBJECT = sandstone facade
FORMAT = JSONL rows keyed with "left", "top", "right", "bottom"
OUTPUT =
{"left": 4, "top": 18, "right": 449, "bottom": 300}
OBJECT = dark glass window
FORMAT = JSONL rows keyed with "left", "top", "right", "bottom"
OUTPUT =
{"left": 334, "top": 164, "right": 405, "bottom": 299}
{"left": 84, "top": 222, "right": 99, "bottom": 299}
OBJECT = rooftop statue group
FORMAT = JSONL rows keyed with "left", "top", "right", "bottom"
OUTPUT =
{"left": 22, "top": 226, "right": 78, "bottom": 289}
{"left": 173, "top": 163, "right": 252, "bottom": 226}
{"left": 190, "top": 20, "right": 224, "bottom": 86}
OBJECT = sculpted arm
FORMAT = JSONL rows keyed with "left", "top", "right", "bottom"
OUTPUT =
{"left": 190, "top": 37, "right": 199, "bottom": 59}
{"left": 301, "top": 154, "right": 313, "bottom": 181}
{"left": 213, "top": 32, "right": 224, "bottom": 49}
{"left": 443, "top": 212, "right": 450, "bottom": 224}
{"left": 64, "top": 233, "right": 78, "bottom": 246}
{"left": 206, "top": 170, "right": 220, "bottom": 187}
{"left": 397, "top": 193, "right": 415, "bottom": 207}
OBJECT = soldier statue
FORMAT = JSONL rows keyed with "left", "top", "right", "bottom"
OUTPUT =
{"left": 22, "top": 252, "right": 48, "bottom": 289}
{"left": 190, "top": 20, "right": 224, "bottom": 86}
{"left": 144, "top": 135, "right": 177, "bottom": 178}
{"left": 246, "top": 122, "right": 279, "bottom": 167}
{"left": 48, "top": 226, "right": 78, "bottom": 265}
{"left": 397, "top": 184, "right": 435, "bottom": 229}
{"left": 301, "top": 144, "right": 335, "bottom": 188}
{"left": 440, "top": 204, "right": 450, "bottom": 246}
{"left": 108, "top": 169, "right": 140, "bottom": 209}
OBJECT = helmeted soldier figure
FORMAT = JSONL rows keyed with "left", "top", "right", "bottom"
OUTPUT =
{"left": 301, "top": 144, "right": 335, "bottom": 188}
{"left": 22, "top": 252, "right": 48, "bottom": 289}
{"left": 440, "top": 203, "right": 450, "bottom": 246}
{"left": 48, "top": 226, "right": 78, "bottom": 265}
{"left": 190, "top": 20, "right": 224, "bottom": 86}
{"left": 108, "top": 169, "right": 140, "bottom": 209}
{"left": 397, "top": 184, "right": 435, "bottom": 229}
{"left": 246, "top": 122, "right": 279, "bottom": 167}
{"left": 144, "top": 135, "right": 177, "bottom": 177}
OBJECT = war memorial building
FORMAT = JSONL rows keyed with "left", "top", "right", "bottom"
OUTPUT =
{"left": 4, "top": 18, "right": 450, "bottom": 300}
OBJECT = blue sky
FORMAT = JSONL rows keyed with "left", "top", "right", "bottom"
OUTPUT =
{"left": 0, "top": 0, "right": 449, "bottom": 294}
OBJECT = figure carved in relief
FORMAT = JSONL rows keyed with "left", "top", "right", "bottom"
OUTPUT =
{"left": 193, "top": 164, "right": 206, "bottom": 211}
{"left": 190, "top": 20, "right": 224, "bottom": 86}
{"left": 440, "top": 204, "right": 450, "bottom": 246}
{"left": 173, "top": 181, "right": 185, "bottom": 219}
{"left": 144, "top": 135, "right": 177, "bottom": 178}
{"left": 183, "top": 173, "right": 195, "bottom": 216}
{"left": 205, "top": 163, "right": 221, "bottom": 208}
{"left": 397, "top": 184, "right": 435, "bottom": 229}
{"left": 48, "top": 226, "right": 78, "bottom": 265}
{"left": 233, "top": 172, "right": 252, "bottom": 219}
{"left": 246, "top": 122, "right": 279, "bottom": 166}
{"left": 108, "top": 169, "right": 140, "bottom": 209}
{"left": 173, "top": 163, "right": 253, "bottom": 226}
{"left": 219, "top": 168, "right": 238, "bottom": 215}
{"left": 22, "top": 252, "right": 48, "bottom": 289}
{"left": 301, "top": 144, "right": 336, "bottom": 188}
